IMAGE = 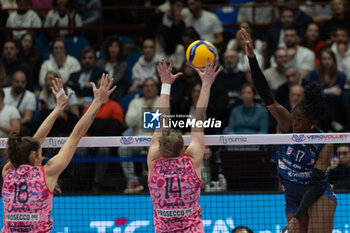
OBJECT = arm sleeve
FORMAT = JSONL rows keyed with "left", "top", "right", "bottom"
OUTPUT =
{"left": 294, "top": 168, "right": 326, "bottom": 221}
{"left": 248, "top": 57, "right": 275, "bottom": 106}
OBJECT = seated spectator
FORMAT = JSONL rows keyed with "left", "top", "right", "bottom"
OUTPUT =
{"left": 145, "top": 0, "right": 185, "bottom": 46}
{"left": 154, "top": 25, "right": 185, "bottom": 71}
{"left": 232, "top": 226, "right": 253, "bottom": 233}
{"left": 283, "top": 84, "right": 304, "bottom": 111}
{"left": 44, "top": 0, "right": 82, "bottom": 38}
{"left": 0, "top": 88, "right": 20, "bottom": 138}
{"left": 226, "top": 21, "right": 267, "bottom": 60}
{"left": 225, "top": 83, "right": 268, "bottom": 134}
{"left": 96, "top": 35, "right": 128, "bottom": 101}
{"left": 118, "top": 78, "right": 160, "bottom": 193}
{"left": 185, "top": 0, "right": 223, "bottom": 45}
{"left": 300, "top": 23, "right": 326, "bottom": 65}
{"left": 68, "top": 46, "right": 105, "bottom": 107}
{"left": 275, "top": 66, "right": 307, "bottom": 105}
{"left": 3, "top": 70, "right": 36, "bottom": 135}
{"left": 329, "top": 144, "right": 350, "bottom": 190}
{"left": 211, "top": 49, "right": 247, "bottom": 129}
{"left": 309, "top": 48, "right": 347, "bottom": 132}
{"left": 2, "top": 39, "right": 34, "bottom": 90}
{"left": 6, "top": 0, "right": 41, "bottom": 40}
{"left": 81, "top": 78, "right": 124, "bottom": 192}
{"left": 304, "top": 0, "right": 332, "bottom": 23}
{"left": 281, "top": 0, "right": 314, "bottom": 34}
{"left": 39, "top": 70, "right": 79, "bottom": 117}
{"left": 321, "top": 0, "right": 350, "bottom": 41}
{"left": 129, "top": 38, "right": 160, "bottom": 94}
{"left": 171, "top": 61, "right": 199, "bottom": 114}
{"left": 272, "top": 27, "right": 315, "bottom": 79}
{"left": 330, "top": 26, "right": 350, "bottom": 90}
{"left": 18, "top": 32, "right": 42, "bottom": 88}
{"left": 263, "top": 48, "right": 288, "bottom": 92}
{"left": 39, "top": 38, "right": 81, "bottom": 86}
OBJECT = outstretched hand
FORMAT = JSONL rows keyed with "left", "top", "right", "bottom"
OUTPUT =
{"left": 91, "top": 73, "right": 117, "bottom": 104}
{"left": 157, "top": 59, "right": 183, "bottom": 84}
{"left": 240, "top": 28, "right": 255, "bottom": 58}
{"left": 282, "top": 217, "right": 300, "bottom": 233}
{"left": 51, "top": 78, "right": 73, "bottom": 111}
{"left": 194, "top": 59, "right": 220, "bottom": 86}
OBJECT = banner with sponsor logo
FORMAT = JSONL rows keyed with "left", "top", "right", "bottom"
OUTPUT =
{"left": 0, "top": 194, "right": 348, "bottom": 233}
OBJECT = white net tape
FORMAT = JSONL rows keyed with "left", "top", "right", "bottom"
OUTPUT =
{"left": 1, "top": 133, "right": 349, "bottom": 148}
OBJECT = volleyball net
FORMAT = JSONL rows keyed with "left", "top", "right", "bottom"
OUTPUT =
{"left": 0, "top": 133, "right": 349, "bottom": 233}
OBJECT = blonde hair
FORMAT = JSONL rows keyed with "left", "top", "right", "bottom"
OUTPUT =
{"left": 159, "top": 129, "right": 184, "bottom": 158}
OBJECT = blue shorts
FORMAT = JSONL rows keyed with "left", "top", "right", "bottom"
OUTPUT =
{"left": 281, "top": 180, "right": 337, "bottom": 215}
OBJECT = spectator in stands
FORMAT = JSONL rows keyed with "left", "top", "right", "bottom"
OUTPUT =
{"left": 330, "top": 26, "right": 350, "bottom": 90}
{"left": 321, "top": 0, "right": 350, "bottom": 41}
{"left": 283, "top": 84, "right": 304, "bottom": 111}
{"left": 0, "top": 88, "right": 20, "bottom": 138}
{"left": 274, "top": 27, "right": 315, "bottom": 79}
{"left": 211, "top": 49, "right": 247, "bottom": 129}
{"left": 6, "top": 0, "right": 41, "bottom": 40}
{"left": 232, "top": 226, "right": 254, "bottom": 233}
{"left": 226, "top": 21, "right": 267, "bottom": 61}
{"left": 3, "top": 70, "right": 36, "bottom": 135}
{"left": 39, "top": 70, "right": 79, "bottom": 118}
{"left": 78, "top": 0, "right": 101, "bottom": 25}
{"left": 263, "top": 48, "right": 288, "bottom": 92}
{"left": 2, "top": 39, "right": 34, "bottom": 90}
{"left": 44, "top": 0, "right": 82, "bottom": 38}
{"left": 118, "top": 78, "right": 160, "bottom": 193}
{"left": 96, "top": 35, "right": 128, "bottom": 101}
{"left": 226, "top": 83, "right": 268, "bottom": 134}
{"left": 39, "top": 38, "right": 81, "bottom": 87}
{"left": 300, "top": 23, "right": 326, "bottom": 65}
{"left": 275, "top": 67, "right": 307, "bottom": 105}
{"left": 181, "top": 26, "right": 200, "bottom": 49}
{"left": 232, "top": 30, "right": 264, "bottom": 72}
{"left": 171, "top": 61, "right": 199, "bottom": 115}
{"left": 154, "top": 25, "right": 185, "bottom": 71}
{"left": 266, "top": 8, "right": 296, "bottom": 57}
{"left": 309, "top": 48, "right": 347, "bottom": 132}
{"left": 68, "top": 46, "right": 105, "bottom": 107}
{"left": 185, "top": 0, "right": 223, "bottom": 45}
{"left": 282, "top": 0, "right": 314, "bottom": 34}
{"left": 18, "top": 32, "right": 42, "bottom": 88}
{"left": 82, "top": 78, "right": 124, "bottom": 192}
{"left": 129, "top": 38, "right": 160, "bottom": 94}
{"left": 145, "top": 0, "right": 185, "bottom": 46}
{"left": 330, "top": 144, "right": 350, "bottom": 190}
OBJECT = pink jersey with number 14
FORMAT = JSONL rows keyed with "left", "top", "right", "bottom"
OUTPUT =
{"left": 148, "top": 154, "right": 204, "bottom": 233}
{"left": 2, "top": 165, "right": 53, "bottom": 233}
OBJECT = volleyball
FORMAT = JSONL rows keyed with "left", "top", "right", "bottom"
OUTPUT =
{"left": 186, "top": 40, "right": 217, "bottom": 69}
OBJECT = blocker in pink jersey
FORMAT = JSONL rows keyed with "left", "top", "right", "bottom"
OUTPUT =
{"left": 148, "top": 155, "right": 203, "bottom": 232}
{"left": 2, "top": 165, "right": 53, "bottom": 232}
{"left": 147, "top": 60, "right": 220, "bottom": 233}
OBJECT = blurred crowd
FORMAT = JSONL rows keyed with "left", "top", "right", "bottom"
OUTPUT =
{"left": 0, "top": 0, "right": 349, "bottom": 193}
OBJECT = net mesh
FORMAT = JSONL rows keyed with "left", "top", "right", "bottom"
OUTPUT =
{"left": 0, "top": 134, "right": 349, "bottom": 233}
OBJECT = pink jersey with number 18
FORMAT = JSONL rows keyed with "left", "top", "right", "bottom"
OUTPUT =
{"left": 148, "top": 154, "right": 204, "bottom": 233}
{"left": 2, "top": 165, "right": 53, "bottom": 233}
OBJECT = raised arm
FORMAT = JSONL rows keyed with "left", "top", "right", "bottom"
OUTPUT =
{"left": 44, "top": 74, "right": 116, "bottom": 192}
{"left": 33, "top": 78, "right": 71, "bottom": 144}
{"left": 147, "top": 60, "right": 182, "bottom": 170}
{"left": 185, "top": 60, "right": 220, "bottom": 176}
{"left": 241, "top": 28, "right": 292, "bottom": 133}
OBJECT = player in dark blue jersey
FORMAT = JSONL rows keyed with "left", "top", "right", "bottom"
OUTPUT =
{"left": 241, "top": 28, "right": 337, "bottom": 233}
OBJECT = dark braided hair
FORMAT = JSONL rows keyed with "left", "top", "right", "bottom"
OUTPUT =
{"left": 6, "top": 132, "right": 40, "bottom": 168}
{"left": 294, "top": 82, "right": 324, "bottom": 119}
